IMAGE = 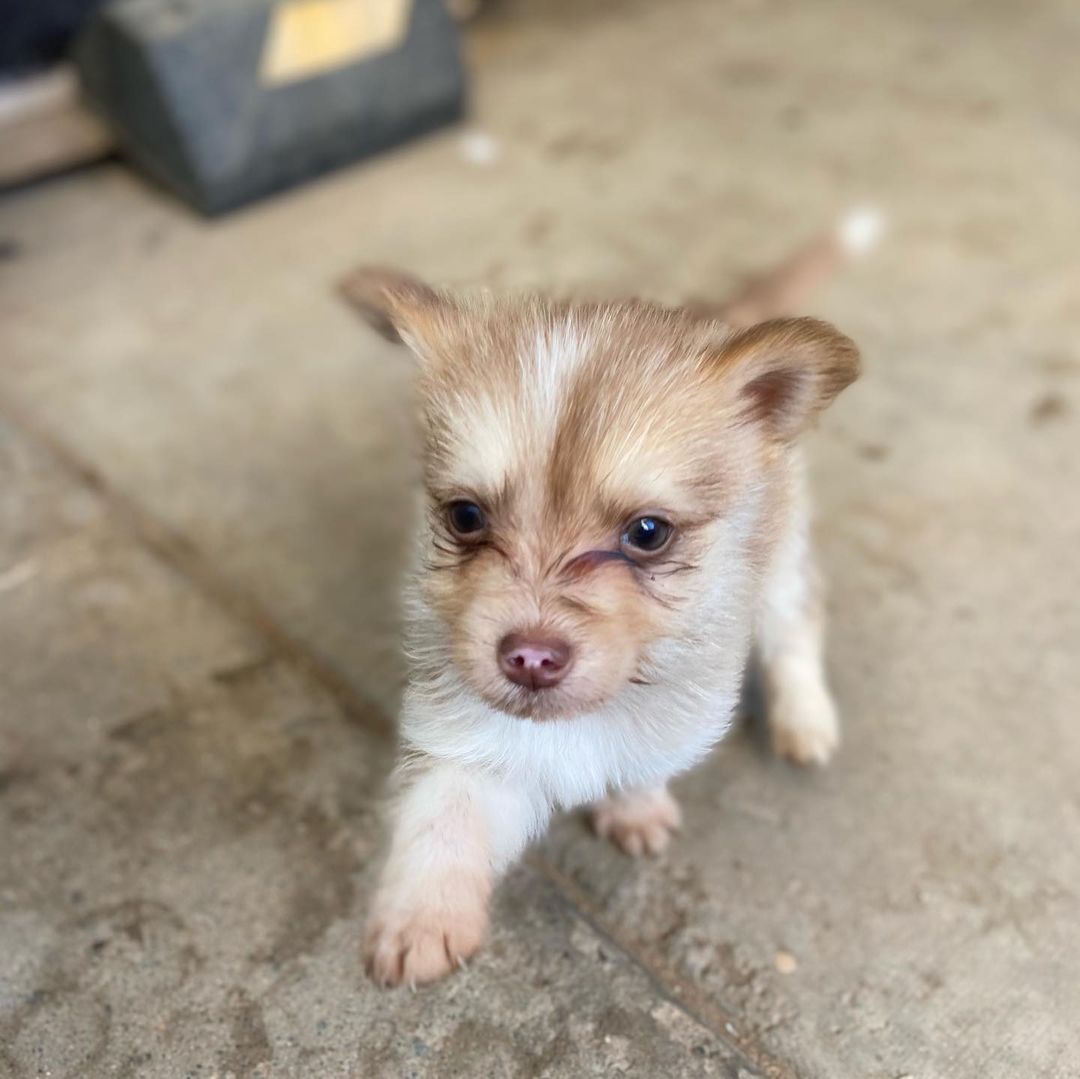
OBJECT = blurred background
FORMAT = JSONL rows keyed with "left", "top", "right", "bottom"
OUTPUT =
{"left": 1, "top": 2, "right": 1078, "bottom": 1077}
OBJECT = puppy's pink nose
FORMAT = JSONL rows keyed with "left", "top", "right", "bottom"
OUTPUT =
{"left": 498, "top": 633, "right": 572, "bottom": 690}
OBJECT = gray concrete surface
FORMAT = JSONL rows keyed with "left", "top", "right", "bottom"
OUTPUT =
{"left": 1, "top": 0, "right": 1078, "bottom": 1076}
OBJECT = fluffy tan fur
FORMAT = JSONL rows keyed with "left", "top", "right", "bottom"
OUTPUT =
{"left": 341, "top": 225, "right": 863, "bottom": 986}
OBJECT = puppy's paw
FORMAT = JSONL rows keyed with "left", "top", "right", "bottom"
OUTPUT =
{"left": 591, "top": 786, "right": 682, "bottom": 857}
{"left": 769, "top": 682, "right": 839, "bottom": 766}
{"left": 365, "top": 898, "right": 488, "bottom": 988}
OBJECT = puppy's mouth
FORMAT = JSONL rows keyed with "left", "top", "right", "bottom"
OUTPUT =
{"left": 484, "top": 683, "right": 584, "bottom": 722}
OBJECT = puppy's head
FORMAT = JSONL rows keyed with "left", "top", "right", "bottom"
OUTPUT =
{"left": 343, "top": 268, "right": 858, "bottom": 721}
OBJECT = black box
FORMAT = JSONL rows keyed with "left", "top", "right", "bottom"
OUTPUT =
{"left": 76, "top": 0, "right": 466, "bottom": 214}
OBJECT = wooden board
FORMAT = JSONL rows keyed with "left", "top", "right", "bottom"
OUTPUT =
{"left": 0, "top": 66, "right": 114, "bottom": 188}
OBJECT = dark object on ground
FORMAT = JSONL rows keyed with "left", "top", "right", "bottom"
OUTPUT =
{"left": 0, "top": 0, "right": 107, "bottom": 72}
{"left": 74, "top": 0, "right": 466, "bottom": 215}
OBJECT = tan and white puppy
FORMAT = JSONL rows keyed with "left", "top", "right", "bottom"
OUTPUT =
{"left": 342, "top": 213, "right": 878, "bottom": 988}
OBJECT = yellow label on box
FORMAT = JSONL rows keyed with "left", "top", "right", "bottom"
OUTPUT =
{"left": 260, "top": 0, "right": 412, "bottom": 86}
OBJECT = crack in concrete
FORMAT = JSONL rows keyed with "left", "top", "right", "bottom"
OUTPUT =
{"left": 527, "top": 854, "right": 798, "bottom": 1079}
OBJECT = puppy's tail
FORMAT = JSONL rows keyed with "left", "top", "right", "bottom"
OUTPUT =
{"left": 709, "top": 206, "right": 885, "bottom": 328}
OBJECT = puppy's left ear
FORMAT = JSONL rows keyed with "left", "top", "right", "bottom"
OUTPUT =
{"left": 338, "top": 266, "right": 455, "bottom": 360}
{"left": 714, "top": 317, "right": 860, "bottom": 441}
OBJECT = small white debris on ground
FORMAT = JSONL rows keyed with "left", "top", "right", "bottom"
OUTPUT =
{"left": 838, "top": 205, "right": 886, "bottom": 256}
{"left": 460, "top": 128, "right": 501, "bottom": 167}
{"left": 773, "top": 950, "right": 798, "bottom": 974}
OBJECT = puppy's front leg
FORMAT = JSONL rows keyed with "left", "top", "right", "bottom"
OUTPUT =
{"left": 757, "top": 463, "right": 839, "bottom": 766}
{"left": 591, "top": 784, "right": 682, "bottom": 857}
{"left": 365, "top": 757, "right": 547, "bottom": 987}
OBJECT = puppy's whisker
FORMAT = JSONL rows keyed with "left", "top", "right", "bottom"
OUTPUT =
{"left": 649, "top": 561, "right": 700, "bottom": 577}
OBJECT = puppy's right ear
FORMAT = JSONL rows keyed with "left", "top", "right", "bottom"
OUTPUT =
{"left": 338, "top": 266, "right": 454, "bottom": 358}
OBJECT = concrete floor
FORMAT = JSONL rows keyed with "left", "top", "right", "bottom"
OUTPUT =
{"left": 2, "top": 1, "right": 1079, "bottom": 1076}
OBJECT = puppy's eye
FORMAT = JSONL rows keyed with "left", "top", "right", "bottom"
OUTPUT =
{"left": 621, "top": 516, "right": 673, "bottom": 555}
{"left": 446, "top": 500, "right": 487, "bottom": 539}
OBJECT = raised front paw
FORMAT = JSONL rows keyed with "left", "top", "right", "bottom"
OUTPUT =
{"left": 364, "top": 893, "right": 489, "bottom": 988}
{"left": 591, "top": 786, "right": 682, "bottom": 857}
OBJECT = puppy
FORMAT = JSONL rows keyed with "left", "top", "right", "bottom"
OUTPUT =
{"left": 342, "top": 212, "right": 878, "bottom": 988}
